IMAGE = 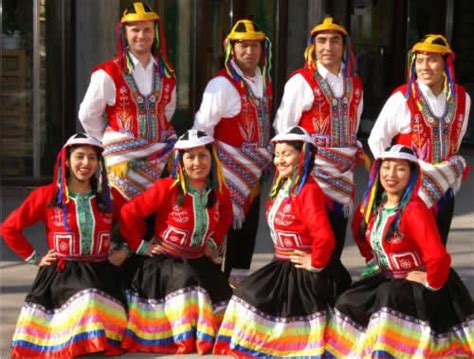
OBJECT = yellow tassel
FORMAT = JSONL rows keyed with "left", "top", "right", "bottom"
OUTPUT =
{"left": 362, "top": 153, "right": 372, "bottom": 171}
{"left": 364, "top": 177, "right": 378, "bottom": 224}
{"left": 249, "top": 182, "right": 261, "bottom": 202}
{"left": 107, "top": 162, "right": 129, "bottom": 179}
{"left": 304, "top": 44, "right": 315, "bottom": 69}
{"left": 212, "top": 147, "right": 227, "bottom": 191}
{"left": 178, "top": 165, "right": 187, "bottom": 194}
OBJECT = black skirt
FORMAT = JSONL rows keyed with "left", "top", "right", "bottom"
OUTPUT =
{"left": 214, "top": 258, "right": 351, "bottom": 357}
{"left": 121, "top": 254, "right": 232, "bottom": 355}
{"left": 11, "top": 260, "right": 127, "bottom": 358}
{"left": 326, "top": 269, "right": 474, "bottom": 357}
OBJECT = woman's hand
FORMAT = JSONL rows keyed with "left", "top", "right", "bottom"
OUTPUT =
{"left": 290, "top": 250, "right": 313, "bottom": 270}
{"left": 144, "top": 238, "right": 164, "bottom": 256}
{"left": 108, "top": 248, "right": 128, "bottom": 266}
{"left": 38, "top": 249, "right": 56, "bottom": 267}
{"left": 204, "top": 245, "right": 222, "bottom": 264}
{"left": 406, "top": 270, "right": 427, "bottom": 285}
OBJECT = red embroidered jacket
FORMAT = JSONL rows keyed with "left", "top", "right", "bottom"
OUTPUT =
{"left": 352, "top": 197, "right": 451, "bottom": 289}
{"left": 266, "top": 177, "right": 335, "bottom": 270}
{"left": 1, "top": 184, "right": 116, "bottom": 262}
{"left": 394, "top": 84, "right": 466, "bottom": 163}
{"left": 294, "top": 67, "right": 363, "bottom": 148}
{"left": 213, "top": 70, "right": 273, "bottom": 148}
{"left": 95, "top": 58, "right": 176, "bottom": 142}
{"left": 120, "top": 177, "right": 233, "bottom": 258}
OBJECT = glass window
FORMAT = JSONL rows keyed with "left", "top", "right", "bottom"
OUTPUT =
{"left": 351, "top": 0, "right": 408, "bottom": 134}
{"left": 2, "top": 0, "right": 35, "bottom": 177}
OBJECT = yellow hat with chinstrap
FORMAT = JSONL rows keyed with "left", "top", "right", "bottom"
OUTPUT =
{"left": 121, "top": 2, "right": 159, "bottom": 23}
{"left": 412, "top": 34, "right": 452, "bottom": 54}
{"left": 310, "top": 17, "right": 347, "bottom": 37}
{"left": 226, "top": 19, "right": 266, "bottom": 41}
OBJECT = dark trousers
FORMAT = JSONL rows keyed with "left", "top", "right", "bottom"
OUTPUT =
{"left": 327, "top": 202, "right": 348, "bottom": 260}
{"left": 435, "top": 189, "right": 455, "bottom": 246}
{"left": 223, "top": 194, "right": 260, "bottom": 276}
{"left": 326, "top": 201, "right": 352, "bottom": 294}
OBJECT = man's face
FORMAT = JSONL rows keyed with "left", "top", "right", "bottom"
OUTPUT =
{"left": 125, "top": 21, "right": 155, "bottom": 56}
{"left": 314, "top": 31, "right": 344, "bottom": 71}
{"left": 415, "top": 52, "right": 445, "bottom": 89}
{"left": 232, "top": 40, "right": 262, "bottom": 76}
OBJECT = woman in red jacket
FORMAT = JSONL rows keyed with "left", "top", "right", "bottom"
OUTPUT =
{"left": 326, "top": 145, "right": 473, "bottom": 357}
{"left": 119, "top": 129, "right": 233, "bottom": 355}
{"left": 213, "top": 126, "right": 348, "bottom": 357}
{"left": 1, "top": 133, "right": 127, "bottom": 358}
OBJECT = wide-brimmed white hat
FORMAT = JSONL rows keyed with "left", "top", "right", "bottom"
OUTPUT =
{"left": 271, "top": 126, "right": 313, "bottom": 144}
{"left": 64, "top": 133, "right": 103, "bottom": 151}
{"left": 378, "top": 144, "right": 418, "bottom": 163}
{"left": 174, "top": 129, "right": 214, "bottom": 150}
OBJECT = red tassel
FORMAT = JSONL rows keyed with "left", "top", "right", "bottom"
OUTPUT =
{"left": 463, "top": 163, "right": 470, "bottom": 181}
{"left": 447, "top": 53, "right": 456, "bottom": 83}
{"left": 158, "top": 19, "right": 174, "bottom": 74}
{"left": 115, "top": 22, "right": 125, "bottom": 70}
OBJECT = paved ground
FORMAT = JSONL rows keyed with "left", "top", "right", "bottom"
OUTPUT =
{"left": 1, "top": 146, "right": 473, "bottom": 357}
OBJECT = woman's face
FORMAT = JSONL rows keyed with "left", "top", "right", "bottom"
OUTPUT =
{"left": 380, "top": 159, "right": 412, "bottom": 197}
{"left": 274, "top": 142, "right": 301, "bottom": 179}
{"left": 66, "top": 145, "right": 99, "bottom": 184}
{"left": 182, "top": 146, "right": 212, "bottom": 182}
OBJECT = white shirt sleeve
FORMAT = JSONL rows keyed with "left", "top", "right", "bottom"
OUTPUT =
{"left": 165, "top": 86, "right": 177, "bottom": 122}
{"left": 273, "top": 74, "right": 314, "bottom": 134}
{"left": 78, "top": 70, "right": 116, "bottom": 140}
{"left": 458, "top": 92, "right": 471, "bottom": 151}
{"left": 193, "top": 77, "right": 241, "bottom": 136}
{"left": 368, "top": 92, "right": 411, "bottom": 157}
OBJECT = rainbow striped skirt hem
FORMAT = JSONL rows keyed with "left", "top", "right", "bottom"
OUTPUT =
{"left": 122, "top": 286, "right": 228, "bottom": 354}
{"left": 11, "top": 288, "right": 127, "bottom": 358}
{"left": 325, "top": 271, "right": 474, "bottom": 358}
{"left": 326, "top": 307, "right": 474, "bottom": 358}
{"left": 214, "top": 295, "right": 328, "bottom": 357}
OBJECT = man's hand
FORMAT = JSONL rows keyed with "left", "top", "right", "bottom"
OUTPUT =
{"left": 38, "top": 249, "right": 56, "bottom": 267}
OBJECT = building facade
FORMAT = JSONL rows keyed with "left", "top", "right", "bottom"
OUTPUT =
{"left": 1, "top": 0, "right": 473, "bottom": 184}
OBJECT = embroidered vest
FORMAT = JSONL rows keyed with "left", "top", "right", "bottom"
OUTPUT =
{"left": 394, "top": 84, "right": 466, "bottom": 163}
{"left": 49, "top": 193, "right": 113, "bottom": 259}
{"left": 295, "top": 67, "right": 362, "bottom": 148}
{"left": 213, "top": 69, "right": 272, "bottom": 148}
{"left": 94, "top": 58, "right": 176, "bottom": 143}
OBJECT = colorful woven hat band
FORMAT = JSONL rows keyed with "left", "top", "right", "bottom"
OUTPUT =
{"left": 121, "top": 2, "right": 159, "bottom": 23}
